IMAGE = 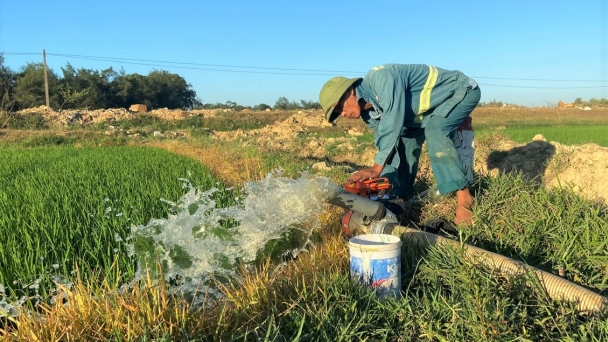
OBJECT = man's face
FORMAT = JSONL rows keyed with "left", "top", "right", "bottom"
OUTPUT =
{"left": 333, "top": 88, "right": 360, "bottom": 120}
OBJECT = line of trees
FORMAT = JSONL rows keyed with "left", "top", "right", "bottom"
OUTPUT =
{"left": 0, "top": 54, "right": 199, "bottom": 111}
{"left": 574, "top": 97, "right": 608, "bottom": 107}
{"left": 0, "top": 54, "right": 324, "bottom": 113}
{"left": 478, "top": 98, "right": 608, "bottom": 108}
{"left": 197, "top": 97, "right": 321, "bottom": 111}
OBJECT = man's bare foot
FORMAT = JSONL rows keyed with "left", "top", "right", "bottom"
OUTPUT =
{"left": 454, "top": 188, "right": 474, "bottom": 226}
{"left": 455, "top": 204, "right": 473, "bottom": 226}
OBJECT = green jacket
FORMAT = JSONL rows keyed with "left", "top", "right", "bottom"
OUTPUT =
{"left": 355, "top": 63, "right": 475, "bottom": 167}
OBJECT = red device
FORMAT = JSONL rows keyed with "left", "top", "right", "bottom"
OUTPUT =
{"left": 343, "top": 177, "right": 391, "bottom": 197}
{"left": 341, "top": 177, "right": 392, "bottom": 237}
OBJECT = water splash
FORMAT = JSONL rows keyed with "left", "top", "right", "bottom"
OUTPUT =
{"left": 126, "top": 169, "right": 343, "bottom": 294}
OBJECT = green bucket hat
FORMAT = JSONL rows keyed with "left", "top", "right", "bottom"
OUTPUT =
{"left": 319, "top": 76, "right": 362, "bottom": 122}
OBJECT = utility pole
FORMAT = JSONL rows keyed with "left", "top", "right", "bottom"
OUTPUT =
{"left": 43, "top": 49, "right": 50, "bottom": 107}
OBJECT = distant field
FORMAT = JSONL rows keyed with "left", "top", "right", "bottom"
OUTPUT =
{"left": 471, "top": 107, "right": 608, "bottom": 128}
{"left": 334, "top": 107, "right": 608, "bottom": 145}
{"left": 471, "top": 107, "right": 608, "bottom": 146}
{"left": 497, "top": 125, "right": 608, "bottom": 146}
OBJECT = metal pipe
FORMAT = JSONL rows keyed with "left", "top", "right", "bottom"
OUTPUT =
{"left": 327, "top": 190, "right": 386, "bottom": 220}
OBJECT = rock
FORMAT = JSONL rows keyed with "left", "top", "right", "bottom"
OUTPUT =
{"left": 532, "top": 134, "right": 546, "bottom": 142}
{"left": 308, "top": 140, "right": 321, "bottom": 148}
{"left": 312, "top": 162, "right": 332, "bottom": 171}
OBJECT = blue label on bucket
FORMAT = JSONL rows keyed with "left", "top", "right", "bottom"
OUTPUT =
{"left": 350, "top": 255, "right": 401, "bottom": 294}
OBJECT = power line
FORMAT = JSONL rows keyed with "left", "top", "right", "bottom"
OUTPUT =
{"left": 2, "top": 51, "right": 608, "bottom": 88}
{"left": 1, "top": 51, "right": 360, "bottom": 75}
{"left": 474, "top": 76, "right": 608, "bottom": 82}
{"left": 49, "top": 53, "right": 364, "bottom": 74}
{"left": 49, "top": 55, "right": 348, "bottom": 76}
{"left": 478, "top": 83, "right": 608, "bottom": 89}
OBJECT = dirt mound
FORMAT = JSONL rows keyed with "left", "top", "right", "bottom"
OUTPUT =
{"left": 148, "top": 108, "right": 219, "bottom": 120}
{"left": 211, "top": 111, "right": 372, "bottom": 164}
{"left": 16, "top": 106, "right": 219, "bottom": 125}
{"left": 478, "top": 135, "right": 608, "bottom": 203}
{"left": 212, "top": 111, "right": 332, "bottom": 141}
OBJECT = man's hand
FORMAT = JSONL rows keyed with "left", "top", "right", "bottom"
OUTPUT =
{"left": 347, "top": 164, "right": 383, "bottom": 183}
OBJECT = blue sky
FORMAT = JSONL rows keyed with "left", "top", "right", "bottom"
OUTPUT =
{"left": 1, "top": 0, "right": 607, "bottom": 107}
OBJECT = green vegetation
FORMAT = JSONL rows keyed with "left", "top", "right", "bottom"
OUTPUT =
{"left": 104, "top": 113, "right": 277, "bottom": 132}
{"left": 0, "top": 55, "right": 198, "bottom": 111}
{"left": 0, "top": 146, "right": 236, "bottom": 300}
{"left": 0, "top": 54, "right": 322, "bottom": 113}
{"left": 501, "top": 125, "right": 608, "bottom": 147}
{"left": 0, "top": 112, "right": 48, "bottom": 130}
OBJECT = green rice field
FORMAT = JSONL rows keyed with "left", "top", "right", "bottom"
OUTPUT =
{"left": 0, "top": 146, "right": 236, "bottom": 301}
{"left": 501, "top": 125, "right": 608, "bottom": 147}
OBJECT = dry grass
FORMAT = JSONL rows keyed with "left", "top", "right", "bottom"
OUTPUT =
{"left": 3, "top": 264, "right": 193, "bottom": 341}
{"left": 144, "top": 140, "right": 265, "bottom": 187}
{"left": 471, "top": 107, "right": 608, "bottom": 127}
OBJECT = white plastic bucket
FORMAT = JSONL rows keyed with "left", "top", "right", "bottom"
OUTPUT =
{"left": 349, "top": 234, "right": 402, "bottom": 297}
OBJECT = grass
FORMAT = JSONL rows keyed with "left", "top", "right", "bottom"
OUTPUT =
{"left": 7, "top": 193, "right": 608, "bottom": 340}
{"left": 471, "top": 107, "right": 608, "bottom": 128}
{"left": 102, "top": 113, "right": 286, "bottom": 133}
{"left": 2, "top": 107, "right": 608, "bottom": 340}
{"left": 472, "top": 107, "right": 608, "bottom": 147}
{"left": 0, "top": 146, "right": 238, "bottom": 303}
{"left": 422, "top": 173, "right": 608, "bottom": 291}
{"left": 500, "top": 125, "right": 608, "bottom": 147}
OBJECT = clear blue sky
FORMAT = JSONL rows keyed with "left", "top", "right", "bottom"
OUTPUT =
{"left": 1, "top": 0, "right": 607, "bottom": 107}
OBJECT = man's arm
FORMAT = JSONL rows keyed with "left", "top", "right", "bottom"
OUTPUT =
{"left": 368, "top": 67, "right": 408, "bottom": 167}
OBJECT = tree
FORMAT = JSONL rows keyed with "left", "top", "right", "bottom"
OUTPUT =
{"left": 144, "top": 70, "right": 197, "bottom": 110}
{"left": 4, "top": 58, "right": 199, "bottom": 111}
{"left": 274, "top": 96, "right": 290, "bottom": 111}
{"left": 274, "top": 97, "right": 301, "bottom": 111}
{"left": 191, "top": 97, "right": 204, "bottom": 109}
{"left": 14, "top": 63, "right": 60, "bottom": 109}
{"left": 113, "top": 72, "right": 148, "bottom": 108}
{"left": 0, "top": 54, "right": 16, "bottom": 111}
{"left": 58, "top": 66, "right": 116, "bottom": 109}
{"left": 58, "top": 83, "right": 90, "bottom": 110}
{"left": 300, "top": 99, "right": 321, "bottom": 110}
{"left": 253, "top": 103, "right": 271, "bottom": 111}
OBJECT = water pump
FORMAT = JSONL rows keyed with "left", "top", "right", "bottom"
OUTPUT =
{"left": 332, "top": 178, "right": 407, "bottom": 237}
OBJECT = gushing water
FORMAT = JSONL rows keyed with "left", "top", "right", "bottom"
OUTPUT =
{"left": 126, "top": 170, "right": 343, "bottom": 294}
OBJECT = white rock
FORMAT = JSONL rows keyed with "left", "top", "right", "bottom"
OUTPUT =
{"left": 532, "top": 134, "right": 546, "bottom": 142}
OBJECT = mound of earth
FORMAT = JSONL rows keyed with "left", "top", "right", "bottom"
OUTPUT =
{"left": 16, "top": 106, "right": 219, "bottom": 125}
{"left": 211, "top": 111, "right": 373, "bottom": 165}
{"left": 478, "top": 135, "right": 608, "bottom": 203}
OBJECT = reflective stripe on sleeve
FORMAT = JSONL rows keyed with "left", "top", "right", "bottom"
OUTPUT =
{"left": 415, "top": 65, "right": 439, "bottom": 122}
